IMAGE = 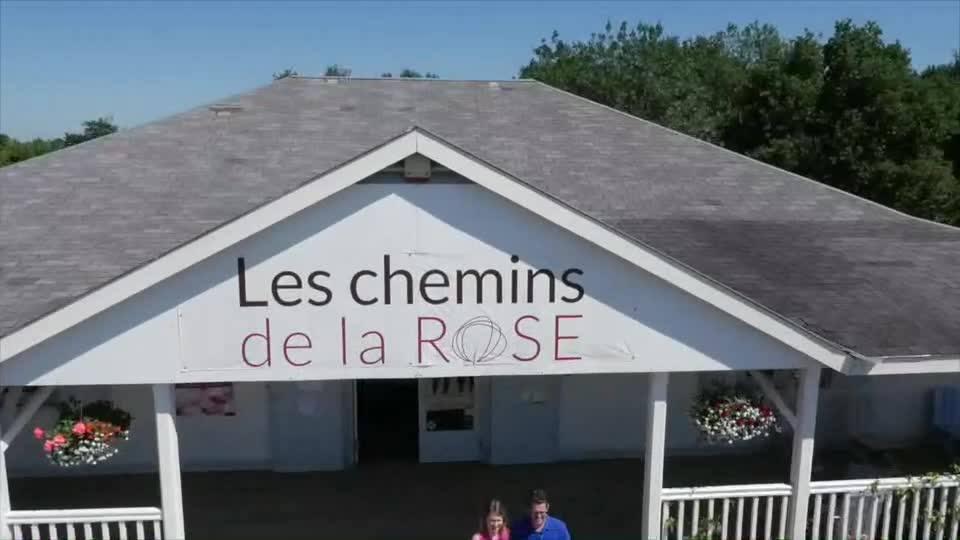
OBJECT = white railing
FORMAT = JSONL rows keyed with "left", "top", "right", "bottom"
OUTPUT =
{"left": 809, "top": 477, "right": 960, "bottom": 540}
{"left": 6, "top": 507, "right": 162, "bottom": 540}
{"left": 662, "top": 483, "right": 792, "bottom": 540}
{"left": 662, "top": 476, "right": 960, "bottom": 540}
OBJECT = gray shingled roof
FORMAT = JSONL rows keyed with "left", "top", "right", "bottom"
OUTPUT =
{"left": 2, "top": 77, "right": 959, "bottom": 358}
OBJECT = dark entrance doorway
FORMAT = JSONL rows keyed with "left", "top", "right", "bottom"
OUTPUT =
{"left": 356, "top": 379, "right": 419, "bottom": 463}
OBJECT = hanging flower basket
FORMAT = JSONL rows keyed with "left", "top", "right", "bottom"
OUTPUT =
{"left": 690, "top": 383, "right": 779, "bottom": 445}
{"left": 33, "top": 398, "right": 132, "bottom": 467}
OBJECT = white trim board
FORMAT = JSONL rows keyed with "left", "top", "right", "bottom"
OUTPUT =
{"left": 1, "top": 128, "right": 850, "bottom": 372}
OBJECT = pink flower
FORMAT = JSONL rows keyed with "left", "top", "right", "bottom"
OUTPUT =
{"left": 33, "top": 427, "right": 45, "bottom": 440}
{"left": 43, "top": 440, "right": 55, "bottom": 453}
{"left": 72, "top": 422, "right": 87, "bottom": 436}
{"left": 53, "top": 434, "right": 67, "bottom": 446}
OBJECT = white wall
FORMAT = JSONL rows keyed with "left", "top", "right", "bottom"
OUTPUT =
{"left": 666, "top": 373, "right": 705, "bottom": 452}
{"left": 816, "top": 372, "right": 960, "bottom": 448}
{"left": 418, "top": 379, "right": 485, "bottom": 463}
{"left": 511, "top": 370, "right": 960, "bottom": 463}
{"left": 6, "top": 371, "right": 960, "bottom": 476}
{"left": 489, "top": 376, "right": 560, "bottom": 464}
{"left": 6, "top": 381, "right": 345, "bottom": 477}
{"left": 557, "top": 373, "right": 648, "bottom": 459}
{"left": 268, "top": 380, "right": 350, "bottom": 471}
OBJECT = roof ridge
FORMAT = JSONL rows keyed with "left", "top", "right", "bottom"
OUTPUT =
{"left": 285, "top": 76, "right": 537, "bottom": 83}
{"left": 531, "top": 80, "right": 960, "bottom": 233}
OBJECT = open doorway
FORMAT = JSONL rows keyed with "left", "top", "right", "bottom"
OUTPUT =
{"left": 355, "top": 379, "right": 419, "bottom": 463}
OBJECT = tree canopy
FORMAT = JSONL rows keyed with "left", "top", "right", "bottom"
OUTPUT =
{"left": 381, "top": 70, "right": 440, "bottom": 78}
{"left": 272, "top": 68, "right": 298, "bottom": 80}
{"left": 521, "top": 20, "right": 960, "bottom": 225}
{"left": 1, "top": 117, "right": 117, "bottom": 167}
{"left": 398, "top": 68, "right": 439, "bottom": 78}
{"left": 325, "top": 64, "right": 352, "bottom": 77}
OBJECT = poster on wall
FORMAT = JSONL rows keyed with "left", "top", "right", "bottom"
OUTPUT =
{"left": 424, "top": 377, "right": 474, "bottom": 431}
{"left": 175, "top": 383, "right": 236, "bottom": 416}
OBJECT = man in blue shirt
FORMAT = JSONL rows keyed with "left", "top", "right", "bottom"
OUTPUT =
{"left": 511, "top": 489, "right": 571, "bottom": 540}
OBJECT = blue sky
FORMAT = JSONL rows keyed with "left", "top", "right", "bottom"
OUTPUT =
{"left": 1, "top": 0, "right": 958, "bottom": 139}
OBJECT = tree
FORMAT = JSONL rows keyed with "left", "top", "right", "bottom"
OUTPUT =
{"left": 922, "top": 52, "right": 960, "bottom": 179}
{"left": 521, "top": 21, "right": 779, "bottom": 143}
{"left": 63, "top": 117, "right": 118, "bottom": 147}
{"left": 325, "top": 64, "right": 352, "bottom": 77}
{"left": 0, "top": 135, "right": 64, "bottom": 166}
{"left": 806, "top": 21, "right": 958, "bottom": 220}
{"left": 398, "top": 69, "right": 439, "bottom": 78}
{"left": 273, "top": 68, "right": 298, "bottom": 80}
{"left": 724, "top": 31, "right": 824, "bottom": 171}
{"left": 2, "top": 117, "right": 117, "bottom": 167}
{"left": 521, "top": 20, "right": 960, "bottom": 226}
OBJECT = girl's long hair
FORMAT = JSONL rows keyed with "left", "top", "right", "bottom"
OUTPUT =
{"left": 477, "top": 498, "right": 509, "bottom": 539}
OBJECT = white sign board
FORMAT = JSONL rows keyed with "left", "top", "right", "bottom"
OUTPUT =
{"left": 1, "top": 182, "right": 812, "bottom": 386}
{"left": 172, "top": 183, "right": 809, "bottom": 380}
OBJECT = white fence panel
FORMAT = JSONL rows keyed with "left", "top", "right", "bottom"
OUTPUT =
{"left": 662, "top": 476, "right": 960, "bottom": 540}
{"left": 6, "top": 507, "right": 162, "bottom": 540}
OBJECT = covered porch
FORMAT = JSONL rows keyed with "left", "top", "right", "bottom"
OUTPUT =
{"left": 4, "top": 371, "right": 960, "bottom": 540}
{"left": 8, "top": 458, "right": 779, "bottom": 540}
{"left": 4, "top": 444, "right": 958, "bottom": 539}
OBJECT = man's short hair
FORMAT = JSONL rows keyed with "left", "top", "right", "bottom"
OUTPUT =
{"left": 529, "top": 488, "right": 549, "bottom": 506}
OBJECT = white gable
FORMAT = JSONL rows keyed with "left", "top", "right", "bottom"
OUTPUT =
{"left": 0, "top": 176, "right": 821, "bottom": 386}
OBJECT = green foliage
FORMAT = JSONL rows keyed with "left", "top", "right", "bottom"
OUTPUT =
{"left": 0, "top": 135, "right": 64, "bottom": 166}
{"left": 867, "top": 464, "right": 960, "bottom": 534}
{"left": 272, "top": 68, "right": 298, "bottom": 80}
{"left": 399, "top": 68, "right": 439, "bottom": 78}
{"left": 325, "top": 64, "right": 352, "bottom": 77}
{"left": 665, "top": 515, "right": 722, "bottom": 539}
{"left": 0, "top": 117, "right": 117, "bottom": 167}
{"left": 522, "top": 20, "right": 960, "bottom": 226}
{"left": 63, "top": 117, "right": 117, "bottom": 148}
{"left": 56, "top": 397, "right": 133, "bottom": 430}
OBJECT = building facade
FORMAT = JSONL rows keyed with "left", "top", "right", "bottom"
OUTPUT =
{"left": 2, "top": 78, "right": 959, "bottom": 539}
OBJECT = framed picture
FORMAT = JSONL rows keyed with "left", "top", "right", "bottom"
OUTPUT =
{"left": 175, "top": 383, "right": 236, "bottom": 416}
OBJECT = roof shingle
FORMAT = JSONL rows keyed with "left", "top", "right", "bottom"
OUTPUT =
{"left": 2, "top": 78, "right": 958, "bottom": 357}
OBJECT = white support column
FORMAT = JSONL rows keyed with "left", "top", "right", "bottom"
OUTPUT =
{"left": 0, "top": 387, "right": 55, "bottom": 449}
{"left": 153, "top": 384, "right": 185, "bottom": 540}
{"left": 787, "top": 367, "right": 821, "bottom": 540}
{"left": 642, "top": 372, "right": 669, "bottom": 540}
{"left": 0, "top": 419, "right": 11, "bottom": 540}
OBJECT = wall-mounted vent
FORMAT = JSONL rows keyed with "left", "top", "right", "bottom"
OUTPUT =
{"left": 404, "top": 154, "right": 432, "bottom": 181}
